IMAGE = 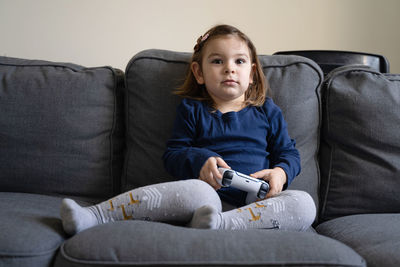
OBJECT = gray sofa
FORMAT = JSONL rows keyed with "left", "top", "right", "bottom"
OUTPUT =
{"left": 1, "top": 49, "right": 399, "bottom": 267}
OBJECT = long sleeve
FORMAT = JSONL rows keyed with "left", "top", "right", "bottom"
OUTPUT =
{"left": 163, "top": 99, "right": 220, "bottom": 179}
{"left": 164, "top": 97, "right": 300, "bottom": 196}
{"left": 264, "top": 99, "right": 301, "bottom": 186}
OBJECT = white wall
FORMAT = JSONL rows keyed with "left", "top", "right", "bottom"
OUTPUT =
{"left": 1, "top": 0, "right": 400, "bottom": 72}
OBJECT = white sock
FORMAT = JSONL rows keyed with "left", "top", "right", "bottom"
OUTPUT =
{"left": 60, "top": 199, "right": 101, "bottom": 235}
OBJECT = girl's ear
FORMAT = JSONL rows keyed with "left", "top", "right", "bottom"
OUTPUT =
{"left": 191, "top": 62, "right": 205, "bottom": 84}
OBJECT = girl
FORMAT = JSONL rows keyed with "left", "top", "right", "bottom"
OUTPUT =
{"left": 61, "top": 25, "right": 316, "bottom": 235}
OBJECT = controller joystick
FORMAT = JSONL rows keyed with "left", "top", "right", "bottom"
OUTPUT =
{"left": 217, "top": 168, "right": 270, "bottom": 204}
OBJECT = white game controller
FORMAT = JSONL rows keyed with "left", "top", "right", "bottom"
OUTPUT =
{"left": 217, "top": 168, "right": 270, "bottom": 204}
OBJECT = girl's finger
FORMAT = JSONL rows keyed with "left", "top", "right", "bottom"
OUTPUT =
{"left": 202, "top": 171, "right": 220, "bottom": 190}
{"left": 251, "top": 169, "right": 271, "bottom": 179}
{"left": 216, "top": 157, "right": 230, "bottom": 169}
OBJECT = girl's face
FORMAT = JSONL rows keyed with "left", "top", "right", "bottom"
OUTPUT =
{"left": 191, "top": 35, "right": 255, "bottom": 109}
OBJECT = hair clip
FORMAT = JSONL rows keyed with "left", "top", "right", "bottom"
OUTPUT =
{"left": 194, "top": 33, "right": 210, "bottom": 52}
{"left": 200, "top": 33, "right": 209, "bottom": 42}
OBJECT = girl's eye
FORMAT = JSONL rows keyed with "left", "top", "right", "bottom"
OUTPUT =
{"left": 236, "top": 58, "right": 246, "bottom": 64}
{"left": 211, "top": 59, "right": 223, "bottom": 64}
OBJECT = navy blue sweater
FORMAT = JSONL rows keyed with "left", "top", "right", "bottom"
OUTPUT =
{"left": 163, "top": 98, "right": 300, "bottom": 206}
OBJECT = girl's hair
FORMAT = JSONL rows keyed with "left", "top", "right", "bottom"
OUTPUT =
{"left": 175, "top": 24, "right": 269, "bottom": 107}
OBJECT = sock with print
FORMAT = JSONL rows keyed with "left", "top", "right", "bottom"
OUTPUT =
{"left": 61, "top": 179, "right": 221, "bottom": 235}
{"left": 189, "top": 190, "right": 316, "bottom": 231}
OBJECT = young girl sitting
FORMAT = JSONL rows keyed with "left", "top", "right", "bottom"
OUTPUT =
{"left": 61, "top": 24, "right": 316, "bottom": 235}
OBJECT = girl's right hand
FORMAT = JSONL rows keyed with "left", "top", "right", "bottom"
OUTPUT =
{"left": 199, "top": 157, "right": 230, "bottom": 190}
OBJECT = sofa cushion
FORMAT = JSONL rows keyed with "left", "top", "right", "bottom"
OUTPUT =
{"left": 0, "top": 56, "right": 125, "bottom": 199}
{"left": 55, "top": 220, "right": 365, "bottom": 267}
{"left": 317, "top": 214, "right": 400, "bottom": 267}
{"left": 261, "top": 55, "right": 323, "bottom": 206}
{"left": 0, "top": 192, "right": 67, "bottom": 267}
{"left": 124, "top": 49, "right": 323, "bottom": 207}
{"left": 319, "top": 66, "right": 400, "bottom": 221}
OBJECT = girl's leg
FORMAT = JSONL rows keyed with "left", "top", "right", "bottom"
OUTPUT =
{"left": 189, "top": 190, "right": 316, "bottom": 231}
{"left": 61, "top": 179, "right": 221, "bottom": 235}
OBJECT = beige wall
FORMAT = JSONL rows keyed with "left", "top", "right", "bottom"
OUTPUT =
{"left": 1, "top": 0, "right": 400, "bottom": 72}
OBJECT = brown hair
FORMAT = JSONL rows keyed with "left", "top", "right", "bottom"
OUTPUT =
{"left": 175, "top": 24, "right": 269, "bottom": 107}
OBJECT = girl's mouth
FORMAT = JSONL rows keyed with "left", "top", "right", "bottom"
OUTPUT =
{"left": 222, "top": 79, "right": 238, "bottom": 85}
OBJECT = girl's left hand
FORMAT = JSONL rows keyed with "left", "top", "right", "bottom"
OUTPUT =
{"left": 250, "top": 167, "right": 287, "bottom": 198}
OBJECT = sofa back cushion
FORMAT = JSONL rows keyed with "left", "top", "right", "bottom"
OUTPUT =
{"left": 0, "top": 57, "right": 125, "bottom": 200}
{"left": 319, "top": 66, "right": 400, "bottom": 221}
{"left": 124, "top": 49, "right": 323, "bottom": 206}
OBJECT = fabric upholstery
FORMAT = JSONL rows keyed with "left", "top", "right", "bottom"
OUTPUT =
{"left": 319, "top": 66, "right": 400, "bottom": 221}
{"left": 55, "top": 220, "right": 365, "bottom": 267}
{"left": 0, "top": 56, "right": 125, "bottom": 199}
{"left": 0, "top": 192, "right": 66, "bottom": 267}
{"left": 317, "top": 214, "right": 400, "bottom": 267}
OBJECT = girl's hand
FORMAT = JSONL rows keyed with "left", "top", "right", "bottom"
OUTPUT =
{"left": 250, "top": 167, "right": 287, "bottom": 198}
{"left": 199, "top": 157, "right": 230, "bottom": 190}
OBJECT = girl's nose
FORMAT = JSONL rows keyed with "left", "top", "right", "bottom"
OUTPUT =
{"left": 225, "top": 66, "right": 235, "bottom": 74}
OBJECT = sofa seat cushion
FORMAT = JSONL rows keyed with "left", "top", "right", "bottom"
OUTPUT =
{"left": 54, "top": 220, "right": 365, "bottom": 267}
{"left": 0, "top": 192, "right": 67, "bottom": 267}
{"left": 316, "top": 214, "right": 400, "bottom": 267}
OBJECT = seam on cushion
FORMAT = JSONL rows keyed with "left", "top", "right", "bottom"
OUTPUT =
{"left": 82, "top": 65, "right": 118, "bottom": 200}
{"left": 385, "top": 74, "right": 400, "bottom": 81}
{"left": 319, "top": 143, "right": 335, "bottom": 221}
{"left": 122, "top": 71, "right": 130, "bottom": 192}
{"left": 0, "top": 61, "right": 82, "bottom": 72}
{"left": 112, "top": 69, "right": 125, "bottom": 196}
{"left": 93, "top": 66, "right": 125, "bottom": 199}
{"left": 319, "top": 68, "right": 339, "bottom": 221}
{"left": 58, "top": 242, "right": 364, "bottom": 267}
{"left": 0, "top": 244, "right": 60, "bottom": 257}
{"left": 91, "top": 67, "right": 124, "bottom": 197}
{"left": 319, "top": 76, "right": 332, "bottom": 220}
{"left": 0, "top": 59, "right": 109, "bottom": 73}
{"left": 128, "top": 56, "right": 189, "bottom": 67}
{"left": 125, "top": 49, "right": 190, "bottom": 73}
{"left": 108, "top": 67, "right": 118, "bottom": 198}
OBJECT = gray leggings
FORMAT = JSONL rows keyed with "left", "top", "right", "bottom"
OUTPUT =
{"left": 97, "top": 179, "right": 316, "bottom": 231}
{"left": 61, "top": 179, "right": 316, "bottom": 234}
